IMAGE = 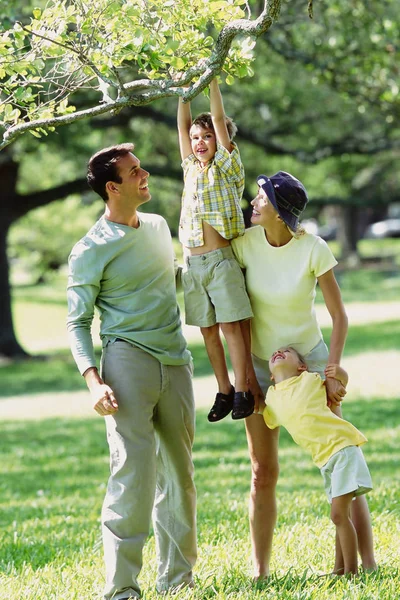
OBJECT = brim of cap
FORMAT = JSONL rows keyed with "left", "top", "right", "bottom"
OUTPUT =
{"left": 256, "top": 175, "right": 299, "bottom": 230}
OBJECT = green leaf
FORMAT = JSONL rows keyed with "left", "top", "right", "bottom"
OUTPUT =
{"left": 29, "top": 129, "right": 42, "bottom": 138}
{"left": 170, "top": 56, "right": 185, "bottom": 69}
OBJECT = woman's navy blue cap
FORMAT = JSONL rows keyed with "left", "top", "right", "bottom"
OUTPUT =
{"left": 257, "top": 171, "right": 309, "bottom": 230}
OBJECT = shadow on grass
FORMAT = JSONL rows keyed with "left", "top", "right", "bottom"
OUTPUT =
{"left": 0, "top": 344, "right": 212, "bottom": 398}
{"left": 322, "top": 320, "right": 400, "bottom": 356}
{"left": 12, "top": 281, "right": 68, "bottom": 306}
{"left": 0, "top": 350, "right": 99, "bottom": 398}
{"left": 1, "top": 319, "right": 399, "bottom": 398}
{"left": 333, "top": 268, "right": 400, "bottom": 303}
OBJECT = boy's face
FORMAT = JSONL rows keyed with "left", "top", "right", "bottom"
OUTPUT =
{"left": 269, "top": 347, "right": 305, "bottom": 376}
{"left": 190, "top": 124, "right": 217, "bottom": 165}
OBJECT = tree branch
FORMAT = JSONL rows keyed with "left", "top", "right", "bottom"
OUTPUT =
{"left": 0, "top": 0, "right": 282, "bottom": 151}
{"left": 11, "top": 163, "right": 184, "bottom": 221}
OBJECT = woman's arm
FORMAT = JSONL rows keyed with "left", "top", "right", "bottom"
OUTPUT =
{"left": 317, "top": 268, "right": 349, "bottom": 406}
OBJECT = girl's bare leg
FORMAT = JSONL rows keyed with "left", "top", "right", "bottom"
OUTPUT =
{"left": 331, "top": 493, "right": 358, "bottom": 575}
{"left": 330, "top": 406, "right": 376, "bottom": 570}
{"left": 351, "top": 495, "right": 377, "bottom": 570}
{"left": 333, "top": 530, "right": 344, "bottom": 574}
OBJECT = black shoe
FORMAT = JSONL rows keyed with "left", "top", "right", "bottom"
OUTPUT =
{"left": 207, "top": 385, "right": 235, "bottom": 422}
{"left": 231, "top": 390, "right": 255, "bottom": 420}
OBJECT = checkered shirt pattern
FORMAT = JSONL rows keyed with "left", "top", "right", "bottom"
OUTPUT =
{"left": 179, "top": 142, "right": 245, "bottom": 247}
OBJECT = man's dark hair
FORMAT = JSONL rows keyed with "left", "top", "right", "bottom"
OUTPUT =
{"left": 191, "top": 112, "right": 238, "bottom": 141}
{"left": 87, "top": 143, "right": 135, "bottom": 202}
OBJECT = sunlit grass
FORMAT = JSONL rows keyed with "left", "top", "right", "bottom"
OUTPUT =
{"left": 1, "top": 317, "right": 399, "bottom": 397}
{"left": 2, "top": 240, "right": 399, "bottom": 597}
{"left": 1, "top": 398, "right": 399, "bottom": 599}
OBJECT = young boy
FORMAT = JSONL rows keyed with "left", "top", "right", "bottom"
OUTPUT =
{"left": 177, "top": 78, "right": 254, "bottom": 422}
{"left": 263, "top": 347, "right": 373, "bottom": 575}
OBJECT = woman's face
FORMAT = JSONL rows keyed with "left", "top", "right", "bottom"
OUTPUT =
{"left": 250, "top": 186, "right": 277, "bottom": 226}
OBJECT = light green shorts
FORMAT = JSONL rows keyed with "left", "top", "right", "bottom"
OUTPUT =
{"left": 182, "top": 246, "right": 253, "bottom": 327}
{"left": 320, "top": 445, "right": 373, "bottom": 503}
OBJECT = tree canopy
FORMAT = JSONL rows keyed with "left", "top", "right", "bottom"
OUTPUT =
{"left": 1, "top": 0, "right": 399, "bottom": 359}
{"left": 0, "top": 0, "right": 293, "bottom": 149}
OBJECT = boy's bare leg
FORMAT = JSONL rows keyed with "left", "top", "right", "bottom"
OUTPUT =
{"left": 331, "top": 493, "right": 358, "bottom": 575}
{"left": 200, "top": 324, "right": 232, "bottom": 394}
{"left": 351, "top": 495, "right": 377, "bottom": 570}
{"left": 219, "top": 321, "right": 248, "bottom": 392}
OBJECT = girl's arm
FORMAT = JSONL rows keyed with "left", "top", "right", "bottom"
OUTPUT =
{"left": 317, "top": 268, "right": 349, "bottom": 406}
{"left": 177, "top": 97, "right": 193, "bottom": 160}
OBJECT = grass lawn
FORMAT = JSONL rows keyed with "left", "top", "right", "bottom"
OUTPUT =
{"left": 0, "top": 400, "right": 399, "bottom": 599}
{"left": 1, "top": 249, "right": 400, "bottom": 598}
{"left": 1, "top": 318, "right": 400, "bottom": 397}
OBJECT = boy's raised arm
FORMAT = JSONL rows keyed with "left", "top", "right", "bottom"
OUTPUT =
{"left": 210, "top": 78, "right": 233, "bottom": 153}
{"left": 177, "top": 97, "right": 193, "bottom": 161}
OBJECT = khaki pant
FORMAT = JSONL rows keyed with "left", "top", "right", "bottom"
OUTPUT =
{"left": 100, "top": 340, "right": 197, "bottom": 600}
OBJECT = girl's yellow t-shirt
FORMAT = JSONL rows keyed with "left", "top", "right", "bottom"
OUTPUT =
{"left": 264, "top": 371, "right": 367, "bottom": 468}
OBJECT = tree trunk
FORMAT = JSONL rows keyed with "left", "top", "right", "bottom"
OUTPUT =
{"left": 336, "top": 204, "right": 361, "bottom": 267}
{"left": 0, "top": 222, "right": 29, "bottom": 358}
{"left": 0, "top": 155, "right": 29, "bottom": 358}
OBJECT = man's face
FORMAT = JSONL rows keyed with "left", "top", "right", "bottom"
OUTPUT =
{"left": 113, "top": 153, "right": 151, "bottom": 206}
{"left": 190, "top": 124, "right": 217, "bottom": 165}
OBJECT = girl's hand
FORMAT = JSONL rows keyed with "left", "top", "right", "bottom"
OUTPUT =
{"left": 325, "top": 376, "right": 346, "bottom": 407}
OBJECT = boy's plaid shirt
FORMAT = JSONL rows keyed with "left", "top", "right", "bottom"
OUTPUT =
{"left": 179, "top": 142, "right": 245, "bottom": 248}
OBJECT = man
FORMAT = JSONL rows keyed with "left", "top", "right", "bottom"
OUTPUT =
{"left": 67, "top": 143, "right": 197, "bottom": 600}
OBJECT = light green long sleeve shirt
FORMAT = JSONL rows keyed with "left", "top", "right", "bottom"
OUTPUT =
{"left": 67, "top": 212, "right": 190, "bottom": 375}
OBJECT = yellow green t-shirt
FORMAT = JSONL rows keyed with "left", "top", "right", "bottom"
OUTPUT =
{"left": 231, "top": 227, "right": 337, "bottom": 360}
{"left": 264, "top": 371, "right": 367, "bottom": 468}
{"left": 67, "top": 213, "right": 190, "bottom": 375}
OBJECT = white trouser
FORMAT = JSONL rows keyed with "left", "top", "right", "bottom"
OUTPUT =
{"left": 100, "top": 340, "right": 197, "bottom": 600}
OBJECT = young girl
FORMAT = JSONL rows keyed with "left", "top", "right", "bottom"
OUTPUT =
{"left": 265, "top": 346, "right": 373, "bottom": 575}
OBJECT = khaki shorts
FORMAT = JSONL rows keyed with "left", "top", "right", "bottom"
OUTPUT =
{"left": 320, "top": 445, "right": 373, "bottom": 503}
{"left": 182, "top": 246, "right": 253, "bottom": 327}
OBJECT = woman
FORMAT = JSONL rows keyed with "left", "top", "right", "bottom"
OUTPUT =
{"left": 231, "top": 171, "right": 376, "bottom": 577}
